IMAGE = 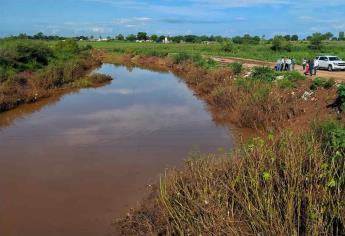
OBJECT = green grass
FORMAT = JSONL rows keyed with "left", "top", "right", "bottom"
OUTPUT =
{"left": 78, "top": 40, "right": 345, "bottom": 65}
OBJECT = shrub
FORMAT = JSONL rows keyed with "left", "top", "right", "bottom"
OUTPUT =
{"left": 15, "top": 42, "right": 53, "bottom": 67}
{"left": 271, "top": 36, "right": 292, "bottom": 51}
{"left": 251, "top": 66, "right": 276, "bottom": 82}
{"left": 336, "top": 84, "right": 345, "bottom": 111}
{"left": 171, "top": 52, "right": 192, "bottom": 64}
{"left": 310, "top": 77, "right": 335, "bottom": 90}
{"left": 278, "top": 78, "right": 295, "bottom": 89}
{"left": 313, "top": 120, "right": 345, "bottom": 156}
{"left": 55, "top": 39, "right": 80, "bottom": 54}
{"left": 221, "top": 40, "right": 235, "bottom": 52}
{"left": 281, "top": 70, "right": 305, "bottom": 81}
{"left": 309, "top": 33, "right": 323, "bottom": 50}
{"left": 229, "top": 62, "right": 242, "bottom": 75}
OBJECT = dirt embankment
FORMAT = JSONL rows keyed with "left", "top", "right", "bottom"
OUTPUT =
{"left": 105, "top": 53, "right": 341, "bottom": 134}
{"left": 0, "top": 50, "right": 112, "bottom": 113}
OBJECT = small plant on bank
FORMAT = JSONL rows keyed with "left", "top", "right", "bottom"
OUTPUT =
{"left": 310, "top": 77, "right": 336, "bottom": 90}
{"left": 277, "top": 78, "right": 295, "bottom": 89}
{"left": 251, "top": 66, "right": 276, "bottom": 82}
{"left": 229, "top": 62, "right": 242, "bottom": 75}
{"left": 280, "top": 70, "right": 305, "bottom": 81}
{"left": 336, "top": 83, "right": 345, "bottom": 111}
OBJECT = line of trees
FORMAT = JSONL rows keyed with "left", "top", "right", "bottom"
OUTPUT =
{"left": 5, "top": 31, "right": 345, "bottom": 45}
{"left": 7, "top": 32, "right": 90, "bottom": 41}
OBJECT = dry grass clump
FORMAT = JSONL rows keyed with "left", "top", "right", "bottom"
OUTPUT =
{"left": 117, "top": 125, "right": 345, "bottom": 235}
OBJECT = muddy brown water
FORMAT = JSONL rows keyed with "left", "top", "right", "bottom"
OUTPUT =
{"left": 0, "top": 64, "right": 234, "bottom": 236}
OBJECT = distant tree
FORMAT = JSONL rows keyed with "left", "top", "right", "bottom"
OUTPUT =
{"left": 214, "top": 36, "right": 225, "bottom": 43}
{"left": 221, "top": 40, "right": 235, "bottom": 52}
{"left": 339, "top": 32, "right": 345, "bottom": 41}
{"left": 252, "top": 36, "right": 261, "bottom": 44}
{"left": 18, "top": 33, "right": 28, "bottom": 39}
{"left": 291, "top": 35, "right": 299, "bottom": 41}
{"left": 309, "top": 33, "right": 323, "bottom": 50}
{"left": 170, "top": 35, "right": 184, "bottom": 43}
{"left": 116, "top": 34, "right": 124, "bottom": 40}
{"left": 184, "top": 35, "right": 198, "bottom": 43}
{"left": 73, "top": 35, "right": 88, "bottom": 41}
{"left": 137, "top": 32, "right": 148, "bottom": 40}
{"left": 150, "top": 34, "right": 158, "bottom": 42}
{"left": 323, "top": 32, "right": 333, "bottom": 40}
{"left": 198, "top": 35, "right": 209, "bottom": 42}
{"left": 232, "top": 36, "right": 243, "bottom": 44}
{"left": 232, "top": 34, "right": 260, "bottom": 44}
{"left": 157, "top": 35, "right": 165, "bottom": 43}
{"left": 33, "top": 32, "right": 45, "bottom": 40}
{"left": 271, "top": 35, "right": 292, "bottom": 51}
{"left": 126, "top": 34, "right": 136, "bottom": 41}
{"left": 90, "top": 35, "right": 94, "bottom": 40}
{"left": 284, "top": 35, "right": 291, "bottom": 41}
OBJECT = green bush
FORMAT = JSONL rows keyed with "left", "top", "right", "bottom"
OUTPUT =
{"left": 171, "top": 52, "right": 192, "bottom": 64}
{"left": 271, "top": 36, "right": 292, "bottom": 51}
{"left": 55, "top": 39, "right": 80, "bottom": 54}
{"left": 229, "top": 62, "right": 242, "bottom": 75}
{"left": 0, "top": 41, "right": 53, "bottom": 71}
{"left": 337, "top": 84, "right": 345, "bottom": 111}
{"left": 236, "top": 78, "right": 271, "bottom": 102}
{"left": 251, "top": 66, "right": 276, "bottom": 82}
{"left": 313, "top": 120, "right": 345, "bottom": 157}
{"left": 278, "top": 78, "right": 295, "bottom": 89}
{"left": 281, "top": 70, "right": 305, "bottom": 81}
{"left": 221, "top": 40, "right": 235, "bottom": 52}
{"left": 310, "top": 77, "right": 336, "bottom": 90}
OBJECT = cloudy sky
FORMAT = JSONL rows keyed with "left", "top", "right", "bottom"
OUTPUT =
{"left": 1, "top": 0, "right": 345, "bottom": 37}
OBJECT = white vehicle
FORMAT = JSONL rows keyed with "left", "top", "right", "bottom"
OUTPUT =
{"left": 315, "top": 55, "right": 345, "bottom": 71}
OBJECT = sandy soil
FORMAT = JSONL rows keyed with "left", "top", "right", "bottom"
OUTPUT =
{"left": 212, "top": 56, "right": 345, "bottom": 82}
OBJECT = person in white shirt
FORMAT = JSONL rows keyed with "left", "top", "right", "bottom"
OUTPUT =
{"left": 313, "top": 59, "right": 319, "bottom": 75}
{"left": 302, "top": 58, "right": 307, "bottom": 70}
{"left": 286, "top": 58, "right": 292, "bottom": 71}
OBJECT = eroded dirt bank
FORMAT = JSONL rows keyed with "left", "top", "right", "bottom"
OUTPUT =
{"left": 0, "top": 50, "right": 112, "bottom": 113}
{"left": 104, "top": 53, "right": 341, "bottom": 134}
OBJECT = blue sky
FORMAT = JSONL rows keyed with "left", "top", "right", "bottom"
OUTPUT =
{"left": 1, "top": 0, "right": 345, "bottom": 38}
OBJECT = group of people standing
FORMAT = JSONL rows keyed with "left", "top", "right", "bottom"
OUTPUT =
{"left": 302, "top": 58, "right": 318, "bottom": 76}
{"left": 275, "top": 57, "right": 319, "bottom": 76}
{"left": 275, "top": 57, "right": 296, "bottom": 71}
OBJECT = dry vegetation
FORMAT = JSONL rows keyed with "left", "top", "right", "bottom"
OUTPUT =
{"left": 117, "top": 124, "right": 345, "bottom": 235}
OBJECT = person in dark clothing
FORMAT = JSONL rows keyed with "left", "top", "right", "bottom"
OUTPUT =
{"left": 308, "top": 59, "right": 314, "bottom": 76}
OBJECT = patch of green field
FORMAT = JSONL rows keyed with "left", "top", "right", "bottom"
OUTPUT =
{"left": 78, "top": 40, "right": 345, "bottom": 64}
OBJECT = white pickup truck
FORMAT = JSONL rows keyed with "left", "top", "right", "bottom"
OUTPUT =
{"left": 315, "top": 56, "right": 345, "bottom": 71}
